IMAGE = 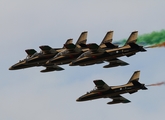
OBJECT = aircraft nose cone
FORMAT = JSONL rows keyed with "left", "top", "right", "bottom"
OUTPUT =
{"left": 9, "top": 66, "right": 14, "bottom": 70}
{"left": 76, "top": 98, "right": 81, "bottom": 102}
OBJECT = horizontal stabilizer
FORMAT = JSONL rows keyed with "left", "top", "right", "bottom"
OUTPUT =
{"left": 132, "top": 81, "right": 148, "bottom": 90}
{"left": 104, "top": 42, "right": 118, "bottom": 49}
{"left": 25, "top": 49, "right": 37, "bottom": 56}
{"left": 104, "top": 59, "right": 129, "bottom": 68}
{"left": 129, "top": 43, "right": 147, "bottom": 52}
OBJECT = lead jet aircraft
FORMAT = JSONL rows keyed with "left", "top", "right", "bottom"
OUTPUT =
{"left": 70, "top": 31, "right": 146, "bottom": 68}
{"left": 9, "top": 39, "right": 73, "bottom": 72}
{"left": 76, "top": 71, "right": 147, "bottom": 105}
{"left": 47, "top": 31, "right": 116, "bottom": 65}
{"left": 9, "top": 49, "right": 39, "bottom": 70}
{"left": 9, "top": 47, "right": 65, "bottom": 72}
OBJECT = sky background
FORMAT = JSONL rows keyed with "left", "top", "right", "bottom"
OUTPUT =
{"left": 0, "top": 0, "right": 165, "bottom": 120}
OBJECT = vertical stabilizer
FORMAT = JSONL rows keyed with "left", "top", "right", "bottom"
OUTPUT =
{"left": 76, "top": 31, "right": 88, "bottom": 45}
{"left": 124, "top": 31, "right": 138, "bottom": 46}
{"left": 127, "top": 71, "right": 140, "bottom": 84}
{"left": 65, "top": 39, "right": 73, "bottom": 44}
{"left": 100, "top": 31, "right": 114, "bottom": 47}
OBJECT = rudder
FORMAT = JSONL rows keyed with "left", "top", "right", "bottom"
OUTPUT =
{"left": 124, "top": 31, "right": 138, "bottom": 46}
{"left": 76, "top": 31, "right": 88, "bottom": 45}
{"left": 127, "top": 71, "right": 140, "bottom": 84}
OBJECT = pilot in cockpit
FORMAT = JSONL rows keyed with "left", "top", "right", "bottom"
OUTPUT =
{"left": 54, "top": 49, "right": 69, "bottom": 58}
{"left": 77, "top": 51, "right": 91, "bottom": 59}
{"left": 86, "top": 86, "right": 97, "bottom": 94}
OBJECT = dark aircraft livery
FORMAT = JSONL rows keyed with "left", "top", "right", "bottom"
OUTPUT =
{"left": 77, "top": 71, "right": 147, "bottom": 104}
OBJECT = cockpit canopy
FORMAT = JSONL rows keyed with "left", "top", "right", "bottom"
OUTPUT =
{"left": 31, "top": 52, "right": 41, "bottom": 57}
{"left": 54, "top": 50, "right": 69, "bottom": 58}
{"left": 77, "top": 51, "right": 92, "bottom": 59}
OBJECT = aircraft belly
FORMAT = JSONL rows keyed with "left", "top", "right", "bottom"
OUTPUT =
{"left": 9, "top": 63, "right": 35, "bottom": 70}
{"left": 112, "top": 87, "right": 139, "bottom": 95}
{"left": 74, "top": 51, "right": 133, "bottom": 66}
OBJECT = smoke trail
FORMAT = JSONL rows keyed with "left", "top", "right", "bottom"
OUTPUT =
{"left": 146, "top": 81, "right": 165, "bottom": 87}
{"left": 116, "top": 29, "right": 165, "bottom": 48}
{"left": 146, "top": 42, "right": 165, "bottom": 48}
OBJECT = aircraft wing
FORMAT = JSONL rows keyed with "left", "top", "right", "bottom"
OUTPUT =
{"left": 107, "top": 95, "right": 131, "bottom": 104}
{"left": 103, "top": 58, "right": 129, "bottom": 68}
{"left": 93, "top": 80, "right": 110, "bottom": 90}
{"left": 39, "top": 45, "right": 55, "bottom": 54}
{"left": 64, "top": 43, "right": 82, "bottom": 53}
{"left": 40, "top": 65, "right": 64, "bottom": 73}
{"left": 25, "top": 49, "right": 37, "bottom": 57}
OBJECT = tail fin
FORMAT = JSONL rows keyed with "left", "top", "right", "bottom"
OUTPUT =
{"left": 75, "top": 31, "right": 88, "bottom": 45}
{"left": 65, "top": 39, "right": 73, "bottom": 45}
{"left": 100, "top": 31, "right": 113, "bottom": 48}
{"left": 63, "top": 39, "right": 73, "bottom": 48}
{"left": 127, "top": 71, "right": 147, "bottom": 90}
{"left": 124, "top": 31, "right": 138, "bottom": 46}
{"left": 127, "top": 71, "right": 140, "bottom": 84}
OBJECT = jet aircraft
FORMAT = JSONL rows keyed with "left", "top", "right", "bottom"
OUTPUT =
{"left": 9, "top": 47, "right": 65, "bottom": 72}
{"left": 9, "top": 38, "right": 74, "bottom": 72}
{"left": 70, "top": 31, "right": 146, "bottom": 68}
{"left": 47, "top": 31, "right": 115, "bottom": 65}
{"left": 76, "top": 71, "right": 147, "bottom": 104}
{"left": 46, "top": 31, "right": 88, "bottom": 65}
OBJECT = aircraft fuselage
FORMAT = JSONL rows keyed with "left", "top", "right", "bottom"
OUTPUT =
{"left": 71, "top": 45, "right": 145, "bottom": 66}
{"left": 77, "top": 83, "right": 145, "bottom": 101}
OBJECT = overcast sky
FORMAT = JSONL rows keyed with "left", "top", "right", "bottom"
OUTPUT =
{"left": 0, "top": 0, "right": 165, "bottom": 120}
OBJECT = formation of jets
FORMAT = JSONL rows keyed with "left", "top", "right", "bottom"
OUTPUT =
{"left": 9, "top": 31, "right": 146, "bottom": 73}
{"left": 9, "top": 31, "right": 152, "bottom": 105}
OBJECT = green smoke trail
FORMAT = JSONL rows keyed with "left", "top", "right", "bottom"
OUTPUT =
{"left": 116, "top": 29, "right": 165, "bottom": 46}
